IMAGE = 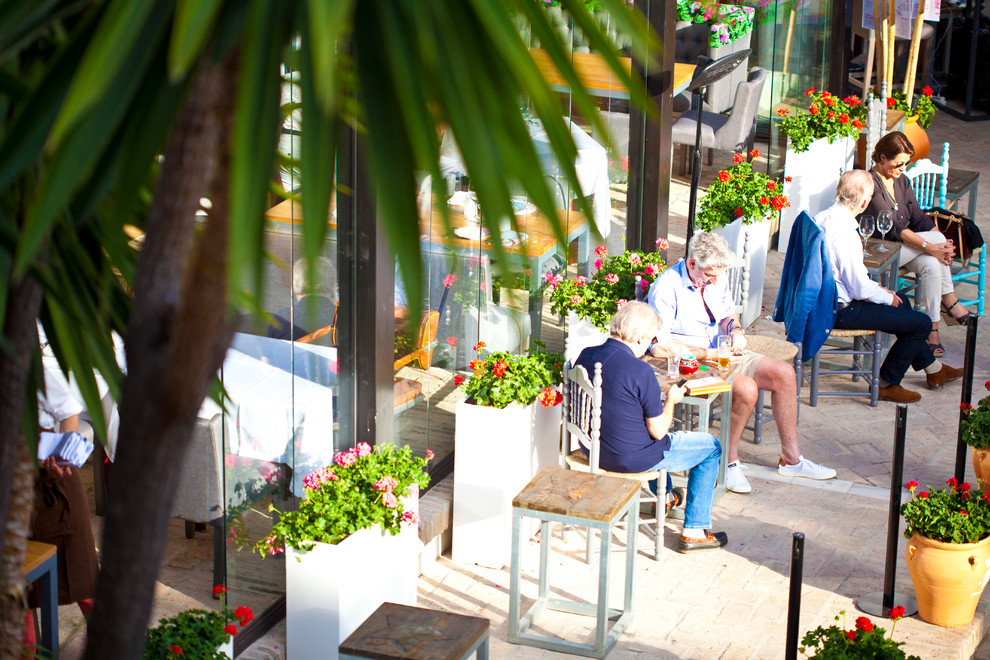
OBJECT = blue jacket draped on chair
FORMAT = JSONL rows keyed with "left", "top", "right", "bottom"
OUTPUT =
{"left": 773, "top": 211, "right": 837, "bottom": 362}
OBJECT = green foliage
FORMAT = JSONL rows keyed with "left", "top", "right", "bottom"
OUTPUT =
{"left": 546, "top": 243, "right": 667, "bottom": 331}
{"left": 697, "top": 150, "right": 788, "bottom": 232}
{"left": 801, "top": 610, "right": 920, "bottom": 659}
{"left": 675, "top": 1, "right": 755, "bottom": 47}
{"left": 256, "top": 443, "right": 431, "bottom": 555}
{"left": 143, "top": 597, "right": 253, "bottom": 659}
{"left": 880, "top": 87, "right": 938, "bottom": 130}
{"left": 460, "top": 342, "right": 563, "bottom": 409}
{"left": 778, "top": 89, "right": 867, "bottom": 153}
{"left": 962, "top": 381, "right": 990, "bottom": 449}
{"left": 901, "top": 478, "right": 990, "bottom": 544}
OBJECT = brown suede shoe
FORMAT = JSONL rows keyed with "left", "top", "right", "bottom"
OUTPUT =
{"left": 927, "top": 364, "right": 964, "bottom": 389}
{"left": 878, "top": 384, "right": 921, "bottom": 403}
{"left": 676, "top": 530, "right": 728, "bottom": 554}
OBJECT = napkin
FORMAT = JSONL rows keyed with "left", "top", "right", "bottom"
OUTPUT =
{"left": 37, "top": 431, "right": 94, "bottom": 468}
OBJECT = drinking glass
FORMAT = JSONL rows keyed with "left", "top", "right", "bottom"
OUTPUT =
{"left": 666, "top": 353, "right": 680, "bottom": 380}
{"left": 717, "top": 335, "right": 732, "bottom": 371}
{"left": 859, "top": 214, "right": 875, "bottom": 256}
{"left": 875, "top": 211, "right": 893, "bottom": 252}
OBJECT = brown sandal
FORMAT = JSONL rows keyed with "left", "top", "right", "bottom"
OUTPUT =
{"left": 941, "top": 300, "right": 971, "bottom": 326}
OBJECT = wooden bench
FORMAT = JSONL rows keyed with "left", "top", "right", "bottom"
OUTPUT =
{"left": 23, "top": 541, "right": 58, "bottom": 659}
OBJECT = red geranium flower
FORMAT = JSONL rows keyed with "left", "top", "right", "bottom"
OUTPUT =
{"left": 821, "top": 90, "right": 832, "bottom": 97}
{"left": 766, "top": 180, "right": 776, "bottom": 191}
{"left": 212, "top": 585, "right": 228, "bottom": 596}
{"left": 785, "top": 176, "right": 793, "bottom": 182}
{"left": 838, "top": 113, "right": 849, "bottom": 123}
{"left": 806, "top": 87, "right": 816, "bottom": 96}
{"left": 845, "top": 630, "right": 856, "bottom": 641}
{"left": 473, "top": 341, "right": 486, "bottom": 351}
{"left": 823, "top": 97, "right": 836, "bottom": 107}
{"left": 827, "top": 110, "right": 835, "bottom": 119}
{"left": 852, "top": 119, "right": 863, "bottom": 129}
{"left": 224, "top": 624, "right": 238, "bottom": 636}
{"left": 718, "top": 170, "right": 731, "bottom": 183}
{"left": 948, "top": 477, "right": 959, "bottom": 488}
{"left": 235, "top": 606, "right": 254, "bottom": 626}
{"left": 760, "top": 196, "right": 770, "bottom": 205}
{"left": 168, "top": 646, "right": 183, "bottom": 656}
{"left": 923, "top": 85, "right": 933, "bottom": 97}
{"left": 962, "top": 402, "right": 974, "bottom": 411}
{"left": 887, "top": 97, "right": 896, "bottom": 108}
{"left": 734, "top": 207, "right": 744, "bottom": 218}
{"left": 732, "top": 152, "right": 745, "bottom": 163}
{"left": 855, "top": 616, "right": 873, "bottom": 632}
{"left": 960, "top": 510, "right": 969, "bottom": 516}
{"left": 905, "top": 480, "right": 918, "bottom": 490}
{"left": 749, "top": 149, "right": 760, "bottom": 158}
{"left": 493, "top": 361, "right": 508, "bottom": 378}
{"left": 961, "top": 482, "right": 972, "bottom": 491}
{"left": 888, "top": 605, "right": 906, "bottom": 619}
{"left": 918, "top": 491, "right": 929, "bottom": 499}
{"left": 777, "top": 108, "right": 789, "bottom": 116}
{"left": 985, "top": 379, "right": 989, "bottom": 390}
{"left": 771, "top": 195, "right": 787, "bottom": 210}
{"left": 454, "top": 375, "right": 464, "bottom": 386}
{"left": 809, "top": 104, "right": 819, "bottom": 115}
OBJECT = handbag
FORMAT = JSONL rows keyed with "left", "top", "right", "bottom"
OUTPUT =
{"left": 925, "top": 207, "right": 985, "bottom": 264}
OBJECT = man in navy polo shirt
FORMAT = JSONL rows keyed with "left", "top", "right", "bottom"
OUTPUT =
{"left": 575, "top": 302, "right": 727, "bottom": 553}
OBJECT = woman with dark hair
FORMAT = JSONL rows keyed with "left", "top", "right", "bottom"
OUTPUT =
{"left": 864, "top": 130, "right": 971, "bottom": 357}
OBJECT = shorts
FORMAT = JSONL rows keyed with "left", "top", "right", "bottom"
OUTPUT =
{"left": 728, "top": 350, "right": 763, "bottom": 381}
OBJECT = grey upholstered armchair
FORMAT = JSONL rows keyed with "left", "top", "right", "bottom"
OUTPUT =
{"left": 671, "top": 67, "right": 767, "bottom": 175}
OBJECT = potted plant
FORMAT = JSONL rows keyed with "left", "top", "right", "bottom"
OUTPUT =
{"left": 776, "top": 89, "right": 867, "bottom": 254}
{"left": 801, "top": 609, "right": 919, "bottom": 659}
{"left": 545, "top": 240, "right": 668, "bottom": 363}
{"left": 962, "top": 380, "right": 990, "bottom": 493}
{"left": 866, "top": 86, "right": 937, "bottom": 162}
{"left": 698, "top": 150, "right": 786, "bottom": 325}
{"left": 452, "top": 341, "right": 564, "bottom": 568}
{"left": 900, "top": 478, "right": 990, "bottom": 626}
{"left": 254, "top": 442, "right": 431, "bottom": 660}
{"left": 143, "top": 588, "right": 253, "bottom": 659}
{"left": 674, "top": 1, "right": 755, "bottom": 113}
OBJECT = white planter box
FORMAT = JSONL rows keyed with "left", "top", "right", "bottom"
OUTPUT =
{"left": 778, "top": 136, "right": 855, "bottom": 255}
{"left": 452, "top": 399, "right": 561, "bottom": 569}
{"left": 218, "top": 638, "right": 233, "bottom": 659}
{"left": 285, "top": 503, "right": 419, "bottom": 659}
{"left": 564, "top": 311, "right": 609, "bottom": 366}
{"left": 714, "top": 216, "right": 771, "bottom": 328}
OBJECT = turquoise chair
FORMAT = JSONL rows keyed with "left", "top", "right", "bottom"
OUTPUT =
{"left": 901, "top": 142, "right": 985, "bottom": 317}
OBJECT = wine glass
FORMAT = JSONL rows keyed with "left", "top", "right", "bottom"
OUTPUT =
{"left": 875, "top": 211, "right": 893, "bottom": 252}
{"left": 859, "top": 214, "right": 875, "bottom": 256}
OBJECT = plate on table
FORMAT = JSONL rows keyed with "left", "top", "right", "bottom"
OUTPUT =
{"left": 511, "top": 198, "right": 537, "bottom": 215}
{"left": 495, "top": 231, "right": 528, "bottom": 247}
{"left": 453, "top": 226, "right": 490, "bottom": 241}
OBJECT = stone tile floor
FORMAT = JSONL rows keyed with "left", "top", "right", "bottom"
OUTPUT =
{"left": 49, "top": 104, "right": 990, "bottom": 658}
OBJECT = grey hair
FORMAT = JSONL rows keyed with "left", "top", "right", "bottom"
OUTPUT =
{"left": 292, "top": 256, "right": 335, "bottom": 296}
{"left": 835, "top": 170, "right": 873, "bottom": 208}
{"left": 687, "top": 231, "right": 733, "bottom": 270}
{"left": 609, "top": 301, "right": 660, "bottom": 342}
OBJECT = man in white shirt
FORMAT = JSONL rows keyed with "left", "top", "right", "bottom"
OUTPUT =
{"left": 647, "top": 231, "right": 836, "bottom": 494}
{"left": 814, "top": 170, "right": 963, "bottom": 403}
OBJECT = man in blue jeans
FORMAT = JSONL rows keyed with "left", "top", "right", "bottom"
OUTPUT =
{"left": 815, "top": 170, "right": 963, "bottom": 403}
{"left": 575, "top": 301, "right": 726, "bottom": 553}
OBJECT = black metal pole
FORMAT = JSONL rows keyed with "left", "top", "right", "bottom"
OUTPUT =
{"left": 785, "top": 532, "right": 804, "bottom": 660}
{"left": 686, "top": 85, "right": 705, "bottom": 248}
{"left": 883, "top": 404, "right": 909, "bottom": 611}
{"left": 956, "top": 314, "right": 980, "bottom": 483}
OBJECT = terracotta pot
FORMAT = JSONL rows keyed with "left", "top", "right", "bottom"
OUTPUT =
{"left": 905, "top": 532, "right": 990, "bottom": 626}
{"left": 972, "top": 447, "right": 990, "bottom": 493}
{"left": 902, "top": 115, "right": 930, "bottom": 162}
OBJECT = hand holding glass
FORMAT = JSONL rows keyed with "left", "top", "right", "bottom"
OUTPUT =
{"left": 875, "top": 211, "right": 893, "bottom": 252}
{"left": 858, "top": 214, "right": 875, "bottom": 256}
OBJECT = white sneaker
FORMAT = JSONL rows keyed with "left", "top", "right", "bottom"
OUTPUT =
{"left": 725, "top": 462, "right": 752, "bottom": 494}
{"left": 778, "top": 455, "right": 836, "bottom": 480}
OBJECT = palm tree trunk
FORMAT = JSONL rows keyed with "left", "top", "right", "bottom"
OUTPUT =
{"left": 83, "top": 51, "right": 237, "bottom": 660}
{"left": 0, "top": 261, "right": 44, "bottom": 658}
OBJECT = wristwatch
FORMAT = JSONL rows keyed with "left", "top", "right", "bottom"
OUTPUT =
{"left": 921, "top": 240, "right": 929, "bottom": 250}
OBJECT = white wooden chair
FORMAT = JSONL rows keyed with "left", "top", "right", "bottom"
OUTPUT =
{"left": 561, "top": 361, "right": 667, "bottom": 560}
{"left": 903, "top": 142, "right": 986, "bottom": 316}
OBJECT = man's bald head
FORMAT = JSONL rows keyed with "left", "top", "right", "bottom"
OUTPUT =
{"left": 835, "top": 169, "right": 874, "bottom": 211}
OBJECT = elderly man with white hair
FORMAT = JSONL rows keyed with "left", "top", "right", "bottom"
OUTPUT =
{"left": 574, "top": 301, "right": 727, "bottom": 553}
{"left": 647, "top": 231, "right": 836, "bottom": 494}
{"left": 815, "top": 169, "right": 963, "bottom": 404}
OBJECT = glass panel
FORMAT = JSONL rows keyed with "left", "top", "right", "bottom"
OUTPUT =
{"left": 220, "top": 63, "right": 342, "bottom": 640}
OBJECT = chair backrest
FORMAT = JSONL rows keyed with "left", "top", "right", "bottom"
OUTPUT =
{"left": 562, "top": 361, "right": 603, "bottom": 473}
{"left": 904, "top": 142, "right": 949, "bottom": 210}
{"left": 172, "top": 413, "right": 226, "bottom": 523}
{"left": 714, "top": 67, "right": 767, "bottom": 153}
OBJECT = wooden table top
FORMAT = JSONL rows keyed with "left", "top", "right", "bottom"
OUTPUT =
{"left": 530, "top": 48, "right": 695, "bottom": 97}
{"left": 744, "top": 334, "right": 798, "bottom": 362}
{"left": 863, "top": 239, "right": 901, "bottom": 271}
{"left": 340, "top": 602, "right": 489, "bottom": 660}
{"left": 22, "top": 541, "right": 56, "bottom": 576}
{"left": 645, "top": 356, "right": 736, "bottom": 393}
{"left": 513, "top": 465, "right": 640, "bottom": 522}
{"left": 266, "top": 197, "right": 589, "bottom": 261}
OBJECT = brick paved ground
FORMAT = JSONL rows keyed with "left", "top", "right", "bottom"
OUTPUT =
{"left": 47, "top": 104, "right": 988, "bottom": 658}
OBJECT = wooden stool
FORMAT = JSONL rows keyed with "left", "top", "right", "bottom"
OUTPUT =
{"left": 23, "top": 541, "right": 58, "bottom": 659}
{"left": 745, "top": 335, "right": 802, "bottom": 444}
{"left": 340, "top": 602, "right": 489, "bottom": 660}
{"left": 508, "top": 466, "right": 640, "bottom": 659}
